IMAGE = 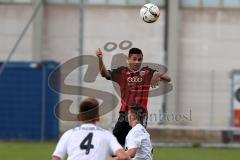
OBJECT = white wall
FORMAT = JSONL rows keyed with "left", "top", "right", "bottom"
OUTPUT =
{"left": 179, "top": 9, "right": 240, "bottom": 127}
{"left": 0, "top": 4, "right": 33, "bottom": 60}
{"left": 0, "top": 4, "right": 165, "bottom": 131}
{"left": 1, "top": 4, "right": 240, "bottom": 131}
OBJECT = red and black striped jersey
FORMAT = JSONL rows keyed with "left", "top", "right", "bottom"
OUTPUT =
{"left": 107, "top": 66, "right": 156, "bottom": 113}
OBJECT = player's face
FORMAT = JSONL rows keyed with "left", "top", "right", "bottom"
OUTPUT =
{"left": 128, "top": 111, "right": 133, "bottom": 125}
{"left": 128, "top": 54, "right": 143, "bottom": 71}
{"left": 128, "top": 110, "right": 136, "bottom": 126}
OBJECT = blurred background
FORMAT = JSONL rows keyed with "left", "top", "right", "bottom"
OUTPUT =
{"left": 0, "top": 0, "right": 240, "bottom": 159}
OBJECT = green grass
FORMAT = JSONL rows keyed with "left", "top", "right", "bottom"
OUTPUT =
{"left": 0, "top": 141, "right": 240, "bottom": 160}
{"left": 0, "top": 141, "right": 55, "bottom": 160}
{"left": 153, "top": 147, "right": 240, "bottom": 160}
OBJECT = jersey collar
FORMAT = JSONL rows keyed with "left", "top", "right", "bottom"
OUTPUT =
{"left": 127, "top": 66, "right": 142, "bottom": 73}
{"left": 80, "top": 123, "right": 96, "bottom": 127}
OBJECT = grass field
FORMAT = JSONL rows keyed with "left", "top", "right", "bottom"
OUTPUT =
{"left": 0, "top": 141, "right": 240, "bottom": 160}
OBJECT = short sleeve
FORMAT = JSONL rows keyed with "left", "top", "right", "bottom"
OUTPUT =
{"left": 106, "top": 67, "right": 123, "bottom": 83}
{"left": 108, "top": 132, "right": 123, "bottom": 156}
{"left": 52, "top": 130, "right": 73, "bottom": 159}
{"left": 147, "top": 67, "right": 156, "bottom": 77}
{"left": 126, "top": 132, "right": 142, "bottom": 150}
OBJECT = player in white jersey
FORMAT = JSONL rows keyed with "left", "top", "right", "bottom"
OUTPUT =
{"left": 52, "top": 98, "right": 129, "bottom": 160}
{"left": 125, "top": 105, "right": 153, "bottom": 160}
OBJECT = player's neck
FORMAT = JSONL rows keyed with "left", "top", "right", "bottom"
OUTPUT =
{"left": 131, "top": 121, "right": 140, "bottom": 127}
{"left": 128, "top": 66, "right": 141, "bottom": 73}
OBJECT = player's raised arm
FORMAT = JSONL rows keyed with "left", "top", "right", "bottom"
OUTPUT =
{"left": 150, "top": 73, "right": 171, "bottom": 88}
{"left": 96, "top": 48, "right": 110, "bottom": 78}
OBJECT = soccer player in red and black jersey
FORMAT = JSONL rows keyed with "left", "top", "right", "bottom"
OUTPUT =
{"left": 96, "top": 47, "right": 171, "bottom": 146}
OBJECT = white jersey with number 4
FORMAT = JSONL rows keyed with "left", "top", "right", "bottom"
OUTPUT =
{"left": 52, "top": 124, "right": 122, "bottom": 160}
{"left": 125, "top": 124, "right": 153, "bottom": 160}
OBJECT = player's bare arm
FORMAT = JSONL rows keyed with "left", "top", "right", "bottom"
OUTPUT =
{"left": 52, "top": 156, "right": 61, "bottom": 160}
{"left": 126, "top": 148, "right": 137, "bottom": 158}
{"left": 111, "top": 149, "right": 129, "bottom": 160}
{"left": 96, "top": 48, "right": 111, "bottom": 78}
{"left": 150, "top": 73, "right": 171, "bottom": 88}
{"left": 115, "top": 149, "right": 130, "bottom": 160}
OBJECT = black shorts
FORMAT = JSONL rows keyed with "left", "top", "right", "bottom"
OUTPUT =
{"left": 113, "top": 112, "right": 148, "bottom": 146}
{"left": 113, "top": 112, "right": 131, "bottom": 146}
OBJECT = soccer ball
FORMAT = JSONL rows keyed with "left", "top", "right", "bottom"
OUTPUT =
{"left": 140, "top": 3, "right": 160, "bottom": 23}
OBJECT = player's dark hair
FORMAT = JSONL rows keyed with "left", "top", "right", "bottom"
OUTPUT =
{"left": 129, "top": 105, "right": 147, "bottom": 125}
{"left": 128, "top": 48, "right": 143, "bottom": 57}
{"left": 78, "top": 98, "right": 99, "bottom": 122}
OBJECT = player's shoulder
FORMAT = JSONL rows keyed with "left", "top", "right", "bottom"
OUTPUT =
{"left": 60, "top": 127, "right": 77, "bottom": 138}
{"left": 67, "top": 126, "right": 82, "bottom": 134}
{"left": 141, "top": 66, "right": 156, "bottom": 72}
{"left": 130, "top": 124, "right": 147, "bottom": 136}
{"left": 128, "top": 125, "right": 139, "bottom": 136}
{"left": 109, "top": 66, "right": 127, "bottom": 73}
{"left": 141, "top": 66, "right": 150, "bottom": 70}
{"left": 95, "top": 127, "right": 116, "bottom": 139}
{"left": 96, "top": 126, "right": 113, "bottom": 134}
{"left": 127, "top": 127, "right": 143, "bottom": 143}
{"left": 114, "top": 66, "right": 127, "bottom": 71}
{"left": 95, "top": 126, "right": 108, "bottom": 132}
{"left": 96, "top": 127, "right": 113, "bottom": 135}
{"left": 84, "top": 125, "right": 111, "bottom": 134}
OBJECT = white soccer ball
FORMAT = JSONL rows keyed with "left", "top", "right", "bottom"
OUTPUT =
{"left": 140, "top": 3, "right": 160, "bottom": 23}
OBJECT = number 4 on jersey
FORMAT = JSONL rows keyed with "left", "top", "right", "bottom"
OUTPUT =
{"left": 80, "top": 132, "right": 94, "bottom": 155}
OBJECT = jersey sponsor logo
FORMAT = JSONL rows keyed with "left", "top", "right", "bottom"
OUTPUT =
{"left": 127, "top": 77, "right": 143, "bottom": 83}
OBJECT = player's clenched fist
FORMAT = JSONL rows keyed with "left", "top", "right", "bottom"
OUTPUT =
{"left": 96, "top": 48, "right": 103, "bottom": 59}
